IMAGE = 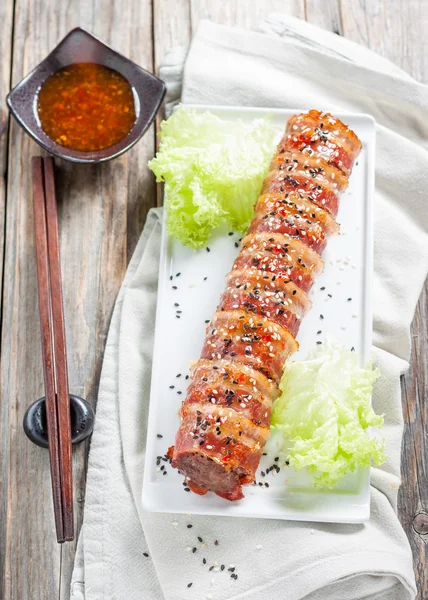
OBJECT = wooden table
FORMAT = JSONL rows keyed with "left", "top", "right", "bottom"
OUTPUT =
{"left": 0, "top": 1, "right": 426, "bottom": 598}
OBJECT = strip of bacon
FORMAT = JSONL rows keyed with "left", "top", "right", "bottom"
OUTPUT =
{"left": 233, "top": 231, "right": 323, "bottom": 293}
{"left": 250, "top": 192, "right": 339, "bottom": 246}
{"left": 220, "top": 269, "right": 311, "bottom": 336}
{"left": 283, "top": 110, "right": 362, "bottom": 177}
{"left": 201, "top": 310, "right": 298, "bottom": 383}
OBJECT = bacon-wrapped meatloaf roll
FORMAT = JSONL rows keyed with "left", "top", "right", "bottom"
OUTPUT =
{"left": 171, "top": 110, "right": 362, "bottom": 500}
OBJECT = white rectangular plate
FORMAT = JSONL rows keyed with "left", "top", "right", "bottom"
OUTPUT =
{"left": 142, "top": 105, "right": 375, "bottom": 523}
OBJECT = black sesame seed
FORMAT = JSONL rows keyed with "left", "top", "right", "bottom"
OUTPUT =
{"left": 265, "top": 482, "right": 270, "bottom": 488}
{"left": 235, "top": 242, "right": 239, "bottom": 248}
{"left": 192, "top": 547, "right": 197, "bottom": 553}
{"left": 185, "top": 375, "right": 189, "bottom": 380}
{"left": 351, "top": 346, "right": 355, "bottom": 351}
{"left": 203, "top": 558, "right": 207, "bottom": 564}
{"left": 347, "top": 297, "right": 352, "bottom": 301}
{"left": 187, "top": 582, "right": 193, "bottom": 588}
{"left": 316, "top": 341, "right": 322, "bottom": 345}
{"left": 163, "top": 471, "right": 167, "bottom": 475}
{"left": 176, "top": 272, "right": 181, "bottom": 277}
{"left": 187, "top": 524, "right": 192, "bottom": 528}
{"left": 228, "top": 567, "right": 235, "bottom": 572}
{"left": 177, "top": 391, "right": 182, "bottom": 395}
{"left": 174, "top": 302, "right": 179, "bottom": 307}
{"left": 204, "top": 277, "right": 208, "bottom": 280}
{"left": 143, "top": 552, "right": 149, "bottom": 557}
{"left": 228, "top": 232, "right": 234, "bottom": 236}
{"left": 274, "top": 456, "right": 279, "bottom": 462}
{"left": 172, "top": 286, "right": 177, "bottom": 290}
{"left": 320, "top": 286, "right": 325, "bottom": 291}
{"left": 214, "top": 540, "right": 219, "bottom": 546}
{"left": 198, "top": 536, "right": 203, "bottom": 543}
{"left": 206, "top": 247, "right": 210, "bottom": 252}
{"left": 157, "top": 434, "right": 163, "bottom": 438}
{"left": 169, "top": 385, "right": 175, "bottom": 389}
{"left": 328, "top": 294, "right": 332, "bottom": 298}
{"left": 169, "top": 276, "right": 173, "bottom": 281}
{"left": 320, "top": 314, "right": 324, "bottom": 319}
{"left": 317, "top": 330, "right": 322, "bottom": 335}
{"left": 221, "top": 565, "right": 225, "bottom": 571}
{"left": 176, "top": 373, "right": 182, "bottom": 378}
{"left": 184, "top": 487, "right": 190, "bottom": 492}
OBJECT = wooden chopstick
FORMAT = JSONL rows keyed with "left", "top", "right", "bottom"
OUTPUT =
{"left": 31, "top": 157, "right": 74, "bottom": 543}
{"left": 43, "top": 158, "right": 74, "bottom": 541}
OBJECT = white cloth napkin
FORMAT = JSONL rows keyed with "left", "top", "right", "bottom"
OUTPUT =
{"left": 71, "top": 15, "right": 428, "bottom": 600}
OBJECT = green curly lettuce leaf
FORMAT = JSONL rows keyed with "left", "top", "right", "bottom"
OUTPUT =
{"left": 271, "top": 338, "right": 386, "bottom": 487}
{"left": 148, "top": 105, "right": 276, "bottom": 247}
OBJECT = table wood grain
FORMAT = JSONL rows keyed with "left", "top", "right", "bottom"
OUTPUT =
{"left": 0, "top": 1, "right": 426, "bottom": 598}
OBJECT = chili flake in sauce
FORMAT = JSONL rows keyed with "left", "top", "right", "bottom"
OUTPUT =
{"left": 37, "top": 63, "right": 136, "bottom": 152}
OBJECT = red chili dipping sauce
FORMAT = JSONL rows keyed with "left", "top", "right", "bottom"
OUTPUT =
{"left": 37, "top": 63, "right": 136, "bottom": 152}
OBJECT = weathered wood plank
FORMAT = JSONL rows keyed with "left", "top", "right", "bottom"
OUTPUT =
{"left": 152, "top": 0, "right": 191, "bottom": 205}
{"left": 340, "top": 0, "right": 428, "bottom": 81}
{"left": 399, "top": 281, "right": 428, "bottom": 600}
{"left": 305, "top": 0, "right": 343, "bottom": 34}
{"left": 0, "top": 1, "right": 156, "bottom": 599}
{"left": 153, "top": 0, "right": 191, "bottom": 72}
{"left": 0, "top": 2, "right": 15, "bottom": 598}
{"left": 189, "top": 0, "right": 305, "bottom": 28}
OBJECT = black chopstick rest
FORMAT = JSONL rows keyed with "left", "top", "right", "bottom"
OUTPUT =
{"left": 23, "top": 395, "right": 95, "bottom": 449}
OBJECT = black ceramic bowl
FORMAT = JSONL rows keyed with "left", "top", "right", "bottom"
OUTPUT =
{"left": 6, "top": 27, "right": 166, "bottom": 163}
